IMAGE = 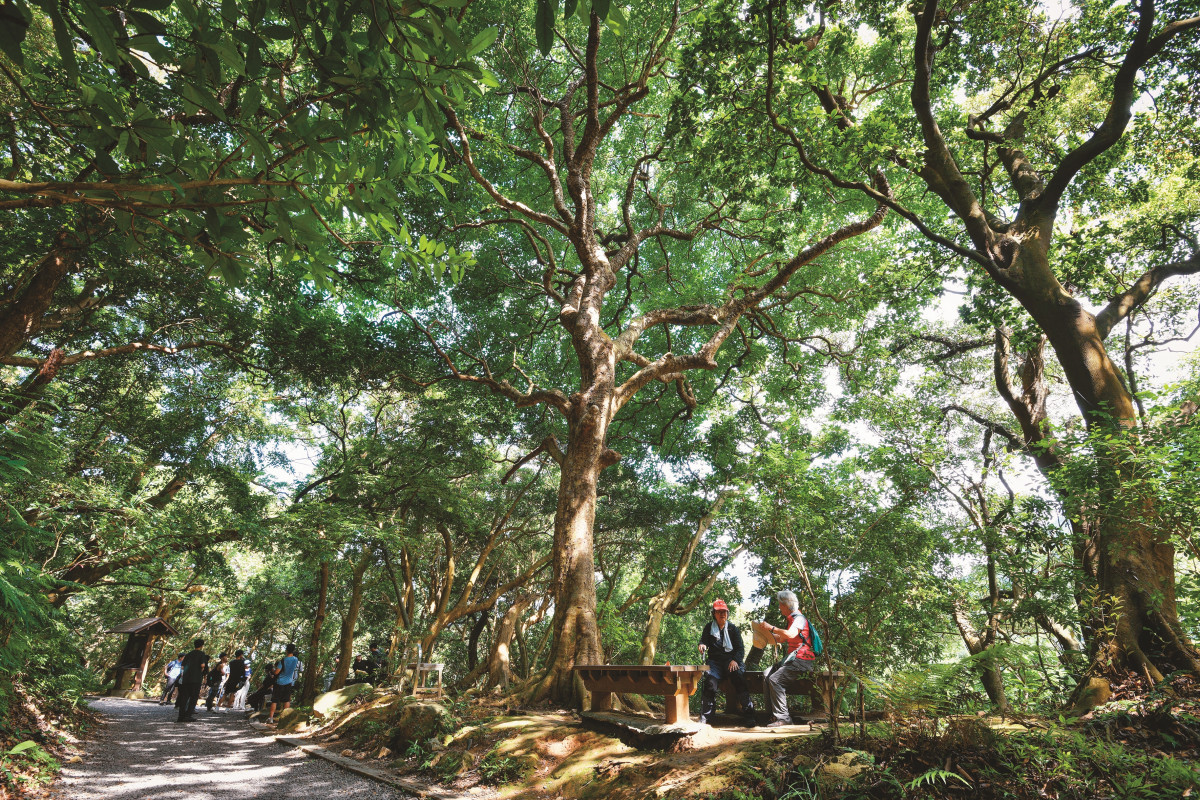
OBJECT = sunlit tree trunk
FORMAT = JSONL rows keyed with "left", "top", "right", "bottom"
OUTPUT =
{"left": 531, "top": 401, "right": 614, "bottom": 705}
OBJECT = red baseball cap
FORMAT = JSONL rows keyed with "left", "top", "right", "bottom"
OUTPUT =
{"left": 712, "top": 598, "right": 729, "bottom": 612}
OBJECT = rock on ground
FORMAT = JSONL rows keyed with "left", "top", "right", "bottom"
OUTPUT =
{"left": 51, "top": 697, "right": 412, "bottom": 800}
{"left": 312, "top": 684, "right": 374, "bottom": 718}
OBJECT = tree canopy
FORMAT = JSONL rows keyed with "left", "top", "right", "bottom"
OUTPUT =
{"left": 2, "top": 0, "right": 1199, "bottom": 794}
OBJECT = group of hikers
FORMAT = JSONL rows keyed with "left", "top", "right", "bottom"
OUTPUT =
{"left": 157, "top": 640, "right": 390, "bottom": 724}
{"left": 159, "top": 640, "right": 302, "bottom": 724}
{"left": 697, "top": 589, "right": 822, "bottom": 728}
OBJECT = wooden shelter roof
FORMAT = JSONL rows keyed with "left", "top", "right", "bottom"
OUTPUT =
{"left": 106, "top": 617, "right": 178, "bottom": 636}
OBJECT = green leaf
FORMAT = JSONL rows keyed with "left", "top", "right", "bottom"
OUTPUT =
{"left": 564, "top": 0, "right": 578, "bottom": 21}
{"left": 0, "top": 2, "right": 30, "bottom": 66}
{"left": 78, "top": 0, "right": 121, "bottom": 63}
{"left": 47, "top": 5, "right": 78, "bottom": 81}
{"left": 535, "top": 0, "right": 555, "bottom": 56}
{"left": 592, "top": 0, "right": 611, "bottom": 22}
{"left": 260, "top": 24, "right": 294, "bottom": 40}
{"left": 466, "top": 26, "right": 498, "bottom": 57}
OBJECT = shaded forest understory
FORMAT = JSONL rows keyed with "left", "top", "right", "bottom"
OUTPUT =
{"left": 3, "top": 0, "right": 1199, "bottom": 797}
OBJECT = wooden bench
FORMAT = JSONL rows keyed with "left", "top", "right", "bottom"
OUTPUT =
{"left": 573, "top": 665, "right": 708, "bottom": 724}
{"left": 718, "top": 669, "right": 847, "bottom": 717}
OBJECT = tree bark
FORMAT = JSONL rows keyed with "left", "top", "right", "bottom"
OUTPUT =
{"left": 300, "top": 561, "right": 330, "bottom": 704}
{"left": 952, "top": 600, "right": 1011, "bottom": 713}
{"left": 467, "top": 610, "right": 490, "bottom": 672}
{"left": 530, "top": 398, "right": 614, "bottom": 705}
{"left": 329, "top": 546, "right": 373, "bottom": 691}
{"left": 1002, "top": 244, "right": 1199, "bottom": 681}
{"left": 459, "top": 592, "right": 537, "bottom": 692}
{"left": 0, "top": 233, "right": 76, "bottom": 358}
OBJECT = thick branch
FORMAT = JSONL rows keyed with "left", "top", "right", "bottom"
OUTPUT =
{"left": 1040, "top": 5, "right": 1200, "bottom": 213}
{"left": 1095, "top": 253, "right": 1200, "bottom": 339}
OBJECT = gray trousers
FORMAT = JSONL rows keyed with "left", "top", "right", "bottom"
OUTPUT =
{"left": 763, "top": 657, "right": 816, "bottom": 722}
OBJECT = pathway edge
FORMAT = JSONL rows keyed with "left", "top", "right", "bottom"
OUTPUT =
{"left": 251, "top": 723, "right": 463, "bottom": 800}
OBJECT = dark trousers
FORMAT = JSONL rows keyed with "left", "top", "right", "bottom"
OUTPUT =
{"left": 700, "top": 659, "right": 753, "bottom": 717}
{"left": 205, "top": 681, "right": 224, "bottom": 710}
{"left": 177, "top": 682, "right": 202, "bottom": 719}
{"left": 764, "top": 657, "right": 816, "bottom": 722}
{"left": 160, "top": 676, "right": 179, "bottom": 703}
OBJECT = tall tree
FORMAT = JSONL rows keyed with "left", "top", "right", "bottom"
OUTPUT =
{"left": 700, "top": 0, "right": 1200, "bottom": 686}
{"left": 401, "top": 0, "right": 889, "bottom": 704}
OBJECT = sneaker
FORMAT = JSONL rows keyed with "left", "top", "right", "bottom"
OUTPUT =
{"left": 763, "top": 719, "right": 792, "bottom": 728}
{"left": 696, "top": 715, "right": 710, "bottom": 725}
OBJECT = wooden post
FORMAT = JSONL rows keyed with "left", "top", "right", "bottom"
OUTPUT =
{"left": 665, "top": 693, "right": 688, "bottom": 725}
{"left": 134, "top": 635, "right": 156, "bottom": 693}
{"left": 592, "top": 690, "right": 613, "bottom": 712}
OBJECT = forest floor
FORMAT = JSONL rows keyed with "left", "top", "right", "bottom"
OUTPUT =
{"left": 287, "top": 676, "right": 1200, "bottom": 800}
{"left": 20, "top": 677, "right": 1200, "bottom": 800}
{"left": 44, "top": 697, "right": 413, "bottom": 800}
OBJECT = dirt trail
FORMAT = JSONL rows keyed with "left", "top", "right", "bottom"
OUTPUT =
{"left": 52, "top": 697, "right": 411, "bottom": 800}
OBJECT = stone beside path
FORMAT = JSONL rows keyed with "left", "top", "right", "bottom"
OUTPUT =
{"left": 52, "top": 697, "right": 414, "bottom": 800}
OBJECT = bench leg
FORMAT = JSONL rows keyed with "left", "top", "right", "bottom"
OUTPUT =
{"left": 591, "top": 690, "right": 612, "bottom": 712}
{"left": 665, "top": 693, "right": 689, "bottom": 725}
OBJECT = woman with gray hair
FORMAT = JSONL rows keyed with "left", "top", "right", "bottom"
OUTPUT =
{"left": 748, "top": 589, "right": 818, "bottom": 728}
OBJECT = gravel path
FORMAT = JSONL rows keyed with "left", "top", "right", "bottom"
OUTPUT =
{"left": 53, "top": 697, "right": 413, "bottom": 800}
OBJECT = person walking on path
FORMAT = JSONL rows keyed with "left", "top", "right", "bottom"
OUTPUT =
{"left": 232, "top": 662, "right": 252, "bottom": 710}
{"left": 158, "top": 652, "right": 184, "bottom": 705}
{"left": 751, "top": 590, "right": 818, "bottom": 728}
{"left": 266, "top": 643, "right": 301, "bottom": 725}
{"left": 205, "top": 652, "right": 230, "bottom": 711}
{"left": 176, "top": 638, "right": 210, "bottom": 722}
{"left": 696, "top": 598, "right": 755, "bottom": 725}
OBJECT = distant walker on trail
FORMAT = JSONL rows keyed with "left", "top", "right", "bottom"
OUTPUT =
{"left": 158, "top": 651, "right": 184, "bottom": 706}
{"left": 749, "top": 590, "right": 820, "bottom": 728}
{"left": 697, "top": 598, "right": 755, "bottom": 725}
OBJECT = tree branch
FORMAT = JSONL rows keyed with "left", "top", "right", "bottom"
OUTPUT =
{"left": 1095, "top": 253, "right": 1200, "bottom": 339}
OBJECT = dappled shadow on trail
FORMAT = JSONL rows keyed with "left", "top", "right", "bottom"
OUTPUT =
{"left": 54, "top": 697, "right": 405, "bottom": 799}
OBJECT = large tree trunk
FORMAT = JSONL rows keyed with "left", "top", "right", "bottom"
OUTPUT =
{"left": 530, "top": 399, "right": 614, "bottom": 706}
{"left": 300, "top": 561, "right": 330, "bottom": 704}
{"left": 1005, "top": 241, "right": 1199, "bottom": 682}
{"left": 329, "top": 547, "right": 373, "bottom": 691}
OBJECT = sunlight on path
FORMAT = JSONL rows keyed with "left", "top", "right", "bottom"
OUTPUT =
{"left": 53, "top": 697, "right": 409, "bottom": 800}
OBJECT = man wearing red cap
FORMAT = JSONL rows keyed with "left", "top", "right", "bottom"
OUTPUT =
{"left": 697, "top": 598, "right": 755, "bottom": 725}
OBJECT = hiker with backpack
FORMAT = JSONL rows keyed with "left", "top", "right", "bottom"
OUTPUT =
{"left": 747, "top": 589, "right": 823, "bottom": 728}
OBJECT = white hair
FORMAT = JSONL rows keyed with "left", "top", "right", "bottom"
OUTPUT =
{"left": 776, "top": 590, "right": 798, "bottom": 612}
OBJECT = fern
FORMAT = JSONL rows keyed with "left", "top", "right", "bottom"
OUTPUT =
{"left": 904, "top": 767, "right": 970, "bottom": 790}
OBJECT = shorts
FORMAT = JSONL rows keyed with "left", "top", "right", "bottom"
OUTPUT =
{"left": 271, "top": 682, "right": 295, "bottom": 704}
